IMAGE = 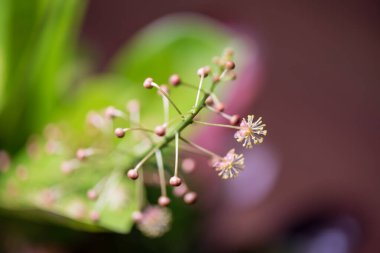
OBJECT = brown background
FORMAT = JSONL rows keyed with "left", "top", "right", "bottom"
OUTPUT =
{"left": 81, "top": 1, "right": 380, "bottom": 252}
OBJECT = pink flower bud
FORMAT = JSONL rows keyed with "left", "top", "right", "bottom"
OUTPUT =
{"left": 127, "top": 169, "right": 139, "bottom": 180}
{"left": 183, "top": 192, "right": 197, "bottom": 205}
{"left": 169, "top": 176, "right": 182, "bottom": 187}
{"left": 90, "top": 210, "right": 100, "bottom": 222}
{"left": 132, "top": 211, "right": 143, "bottom": 223}
{"left": 229, "top": 114, "right": 241, "bottom": 126}
{"left": 215, "top": 103, "right": 225, "bottom": 112}
{"left": 197, "top": 66, "right": 211, "bottom": 77}
{"left": 87, "top": 189, "right": 98, "bottom": 200}
{"left": 154, "top": 125, "right": 166, "bottom": 137}
{"left": 205, "top": 96, "right": 214, "bottom": 106}
{"left": 143, "top": 77, "right": 154, "bottom": 89}
{"left": 225, "top": 60, "right": 235, "bottom": 70}
{"left": 181, "top": 158, "right": 195, "bottom": 174}
{"left": 114, "top": 128, "right": 125, "bottom": 138}
{"left": 212, "top": 75, "right": 221, "bottom": 83}
{"left": 158, "top": 85, "right": 169, "bottom": 96}
{"left": 169, "top": 74, "right": 181, "bottom": 86}
{"left": 158, "top": 196, "right": 170, "bottom": 207}
{"left": 104, "top": 106, "right": 117, "bottom": 119}
{"left": 173, "top": 184, "right": 188, "bottom": 197}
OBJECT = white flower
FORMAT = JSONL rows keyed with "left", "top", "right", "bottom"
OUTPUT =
{"left": 234, "top": 115, "right": 267, "bottom": 148}
{"left": 213, "top": 149, "right": 245, "bottom": 179}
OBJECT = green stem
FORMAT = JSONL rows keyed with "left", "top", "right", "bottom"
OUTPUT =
{"left": 128, "top": 81, "right": 218, "bottom": 173}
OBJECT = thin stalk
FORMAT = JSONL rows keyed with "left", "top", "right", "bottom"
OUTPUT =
{"left": 193, "top": 120, "right": 241, "bottom": 130}
{"left": 206, "top": 105, "right": 233, "bottom": 120}
{"left": 137, "top": 170, "right": 145, "bottom": 210}
{"left": 193, "top": 75, "right": 205, "bottom": 111}
{"left": 155, "top": 149, "right": 167, "bottom": 196}
{"left": 182, "top": 81, "right": 208, "bottom": 94}
{"left": 174, "top": 133, "right": 179, "bottom": 177}
{"left": 123, "top": 127, "right": 155, "bottom": 133}
{"left": 162, "top": 96, "right": 169, "bottom": 124}
{"left": 219, "top": 69, "right": 228, "bottom": 80}
{"left": 133, "top": 148, "right": 157, "bottom": 172}
{"left": 152, "top": 82, "right": 183, "bottom": 117}
{"left": 180, "top": 137, "right": 221, "bottom": 159}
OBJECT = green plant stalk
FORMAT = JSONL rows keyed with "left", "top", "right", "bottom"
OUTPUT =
{"left": 128, "top": 81, "right": 216, "bottom": 172}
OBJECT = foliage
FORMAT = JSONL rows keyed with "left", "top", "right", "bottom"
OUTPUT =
{"left": 0, "top": 3, "right": 249, "bottom": 235}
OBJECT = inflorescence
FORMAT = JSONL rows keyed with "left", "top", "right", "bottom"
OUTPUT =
{"left": 112, "top": 48, "right": 266, "bottom": 236}
{"left": 2, "top": 48, "right": 267, "bottom": 238}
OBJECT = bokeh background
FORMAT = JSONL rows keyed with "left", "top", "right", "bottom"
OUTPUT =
{"left": 1, "top": 0, "right": 379, "bottom": 252}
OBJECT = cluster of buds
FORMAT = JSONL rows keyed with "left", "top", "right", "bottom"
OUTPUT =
{"left": 49, "top": 48, "right": 267, "bottom": 237}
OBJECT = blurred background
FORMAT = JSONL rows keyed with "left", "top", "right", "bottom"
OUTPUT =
{"left": 0, "top": 0, "right": 379, "bottom": 252}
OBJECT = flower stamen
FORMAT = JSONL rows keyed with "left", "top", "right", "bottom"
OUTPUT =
{"left": 213, "top": 149, "right": 244, "bottom": 179}
{"left": 234, "top": 115, "right": 267, "bottom": 148}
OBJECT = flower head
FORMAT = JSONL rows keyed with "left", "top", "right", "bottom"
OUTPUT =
{"left": 213, "top": 149, "right": 244, "bottom": 179}
{"left": 136, "top": 206, "right": 172, "bottom": 238}
{"left": 234, "top": 115, "right": 267, "bottom": 148}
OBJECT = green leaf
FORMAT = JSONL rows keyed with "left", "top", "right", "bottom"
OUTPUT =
{"left": 0, "top": 14, "right": 248, "bottom": 233}
{"left": 0, "top": 0, "right": 87, "bottom": 152}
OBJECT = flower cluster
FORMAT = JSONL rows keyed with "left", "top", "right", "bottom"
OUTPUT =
{"left": 117, "top": 49, "right": 265, "bottom": 229}
{"left": 81, "top": 48, "right": 267, "bottom": 235}
{"left": 1, "top": 48, "right": 267, "bottom": 237}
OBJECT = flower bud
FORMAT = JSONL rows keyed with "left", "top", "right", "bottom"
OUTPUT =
{"left": 76, "top": 148, "right": 91, "bottom": 160}
{"left": 169, "top": 176, "right": 182, "bottom": 187}
{"left": 154, "top": 125, "right": 166, "bottom": 137}
{"left": 114, "top": 128, "right": 125, "bottom": 138}
{"left": 215, "top": 103, "right": 225, "bottom": 112}
{"left": 127, "top": 169, "right": 139, "bottom": 180}
{"left": 61, "top": 160, "right": 79, "bottom": 174}
{"left": 87, "top": 189, "right": 98, "bottom": 200}
{"left": 205, "top": 96, "right": 214, "bottom": 106}
{"left": 132, "top": 211, "right": 143, "bottom": 223}
{"left": 197, "top": 66, "right": 211, "bottom": 77}
{"left": 158, "top": 196, "right": 170, "bottom": 207}
{"left": 181, "top": 158, "right": 195, "bottom": 174}
{"left": 183, "top": 191, "right": 197, "bottom": 205}
{"left": 212, "top": 75, "right": 221, "bottom": 83}
{"left": 223, "top": 48, "right": 234, "bottom": 58}
{"left": 90, "top": 210, "right": 100, "bottom": 222}
{"left": 172, "top": 183, "right": 188, "bottom": 197}
{"left": 169, "top": 74, "right": 181, "bottom": 86}
{"left": 143, "top": 77, "right": 154, "bottom": 89}
{"left": 158, "top": 85, "right": 169, "bottom": 96}
{"left": 225, "top": 60, "right": 235, "bottom": 70}
{"left": 229, "top": 114, "right": 241, "bottom": 126}
{"left": 104, "top": 106, "right": 118, "bottom": 119}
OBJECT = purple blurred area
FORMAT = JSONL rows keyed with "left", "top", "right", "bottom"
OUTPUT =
{"left": 81, "top": 0, "right": 380, "bottom": 252}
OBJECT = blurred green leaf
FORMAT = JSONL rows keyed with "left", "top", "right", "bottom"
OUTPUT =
{"left": 0, "top": 0, "right": 87, "bottom": 152}
{"left": 0, "top": 14, "right": 247, "bottom": 233}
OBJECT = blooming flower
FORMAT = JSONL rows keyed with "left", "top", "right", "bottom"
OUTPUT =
{"left": 234, "top": 115, "right": 267, "bottom": 148}
{"left": 213, "top": 149, "right": 245, "bottom": 179}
